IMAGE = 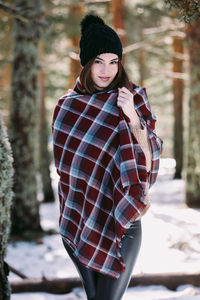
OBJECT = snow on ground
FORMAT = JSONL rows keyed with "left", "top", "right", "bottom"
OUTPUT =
{"left": 9, "top": 285, "right": 200, "bottom": 300}
{"left": 7, "top": 158, "right": 200, "bottom": 299}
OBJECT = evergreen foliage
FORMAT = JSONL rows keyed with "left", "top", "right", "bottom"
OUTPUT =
{"left": 0, "top": 112, "right": 13, "bottom": 300}
{"left": 164, "top": 0, "right": 200, "bottom": 23}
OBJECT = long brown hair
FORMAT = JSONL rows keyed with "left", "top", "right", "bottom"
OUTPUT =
{"left": 79, "top": 57, "right": 132, "bottom": 94}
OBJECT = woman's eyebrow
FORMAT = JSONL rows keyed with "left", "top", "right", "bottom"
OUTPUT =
{"left": 96, "top": 57, "right": 119, "bottom": 61}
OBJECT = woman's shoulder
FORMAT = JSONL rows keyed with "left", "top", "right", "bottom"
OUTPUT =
{"left": 57, "top": 89, "right": 79, "bottom": 104}
{"left": 60, "top": 89, "right": 78, "bottom": 99}
{"left": 65, "top": 89, "right": 77, "bottom": 96}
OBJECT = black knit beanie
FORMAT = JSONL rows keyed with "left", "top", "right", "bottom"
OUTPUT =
{"left": 79, "top": 14, "right": 123, "bottom": 67}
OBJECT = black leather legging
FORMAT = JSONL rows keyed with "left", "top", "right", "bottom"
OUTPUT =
{"left": 62, "top": 219, "right": 142, "bottom": 300}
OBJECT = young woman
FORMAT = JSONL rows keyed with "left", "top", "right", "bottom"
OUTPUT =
{"left": 52, "top": 14, "right": 163, "bottom": 300}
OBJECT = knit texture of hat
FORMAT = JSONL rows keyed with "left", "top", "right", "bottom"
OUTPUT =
{"left": 79, "top": 14, "right": 123, "bottom": 66}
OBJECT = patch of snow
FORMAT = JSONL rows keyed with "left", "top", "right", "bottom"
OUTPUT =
{"left": 7, "top": 159, "right": 200, "bottom": 299}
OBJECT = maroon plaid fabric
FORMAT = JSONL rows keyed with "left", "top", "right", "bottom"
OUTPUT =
{"left": 52, "top": 78, "right": 163, "bottom": 279}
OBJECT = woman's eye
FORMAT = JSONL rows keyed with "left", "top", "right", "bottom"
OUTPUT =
{"left": 94, "top": 60, "right": 118, "bottom": 64}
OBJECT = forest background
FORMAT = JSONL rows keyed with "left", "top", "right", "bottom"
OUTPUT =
{"left": 0, "top": 0, "right": 200, "bottom": 299}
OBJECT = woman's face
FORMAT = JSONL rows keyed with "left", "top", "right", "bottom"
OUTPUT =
{"left": 91, "top": 53, "right": 119, "bottom": 90}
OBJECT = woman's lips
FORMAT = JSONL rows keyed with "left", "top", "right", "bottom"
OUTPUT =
{"left": 99, "top": 76, "right": 110, "bottom": 82}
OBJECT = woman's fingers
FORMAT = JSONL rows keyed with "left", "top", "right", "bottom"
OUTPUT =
{"left": 117, "top": 94, "right": 133, "bottom": 106}
{"left": 118, "top": 88, "right": 133, "bottom": 100}
{"left": 119, "top": 86, "right": 130, "bottom": 93}
{"left": 118, "top": 87, "right": 136, "bottom": 99}
{"left": 118, "top": 87, "right": 132, "bottom": 96}
{"left": 117, "top": 87, "right": 135, "bottom": 114}
{"left": 118, "top": 94, "right": 130, "bottom": 100}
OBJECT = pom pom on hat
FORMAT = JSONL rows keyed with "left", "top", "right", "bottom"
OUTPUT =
{"left": 79, "top": 14, "right": 123, "bottom": 66}
{"left": 80, "top": 14, "right": 105, "bottom": 34}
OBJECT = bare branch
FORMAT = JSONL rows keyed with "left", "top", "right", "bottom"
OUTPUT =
{"left": 124, "top": 30, "right": 187, "bottom": 55}
{"left": 150, "top": 69, "right": 189, "bottom": 80}
{"left": 123, "top": 35, "right": 166, "bottom": 54}
{"left": 123, "top": 40, "right": 148, "bottom": 54}
{"left": 84, "top": 0, "right": 111, "bottom": 3}
{"left": 0, "top": 57, "right": 12, "bottom": 64}
{"left": 144, "top": 45, "right": 189, "bottom": 60}
{"left": 68, "top": 51, "right": 80, "bottom": 60}
{"left": 143, "top": 23, "right": 185, "bottom": 35}
{"left": 7, "top": 262, "right": 28, "bottom": 279}
{"left": 0, "top": 2, "right": 49, "bottom": 27}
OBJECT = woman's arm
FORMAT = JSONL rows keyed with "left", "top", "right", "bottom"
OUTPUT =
{"left": 117, "top": 86, "right": 163, "bottom": 186}
{"left": 117, "top": 86, "right": 152, "bottom": 189}
{"left": 117, "top": 86, "right": 163, "bottom": 221}
{"left": 127, "top": 110, "right": 152, "bottom": 173}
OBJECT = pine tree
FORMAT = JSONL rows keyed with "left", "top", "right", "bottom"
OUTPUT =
{"left": 9, "top": 0, "right": 43, "bottom": 234}
{"left": 185, "top": 19, "right": 200, "bottom": 207}
{"left": 0, "top": 112, "right": 13, "bottom": 300}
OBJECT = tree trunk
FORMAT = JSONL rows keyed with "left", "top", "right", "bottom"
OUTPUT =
{"left": 9, "top": 0, "right": 43, "bottom": 234}
{"left": 185, "top": 20, "right": 200, "bottom": 207}
{"left": 67, "top": 4, "right": 84, "bottom": 89}
{"left": 39, "top": 41, "right": 54, "bottom": 203}
{"left": 111, "top": 0, "right": 126, "bottom": 63}
{"left": 0, "top": 112, "right": 13, "bottom": 300}
{"left": 172, "top": 35, "right": 184, "bottom": 179}
{"left": 0, "top": 7, "right": 12, "bottom": 126}
{"left": 138, "top": 31, "right": 146, "bottom": 87}
{"left": 68, "top": 35, "right": 82, "bottom": 88}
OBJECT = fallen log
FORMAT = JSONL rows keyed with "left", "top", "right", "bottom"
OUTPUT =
{"left": 11, "top": 272, "right": 200, "bottom": 294}
{"left": 11, "top": 276, "right": 82, "bottom": 294}
{"left": 130, "top": 272, "right": 200, "bottom": 290}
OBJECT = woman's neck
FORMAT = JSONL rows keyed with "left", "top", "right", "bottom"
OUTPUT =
{"left": 94, "top": 84, "right": 104, "bottom": 91}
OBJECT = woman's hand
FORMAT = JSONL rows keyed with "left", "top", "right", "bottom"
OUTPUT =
{"left": 134, "top": 195, "right": 151, "bottom": 221}
{"left": 117, "top": 87, "right": 142, "bottom": 129}
{"left": 117, "top": 87, "right": 135, "bottom": 117}
{"left": 132, "top": 182, "right": 151, "bottom": 221}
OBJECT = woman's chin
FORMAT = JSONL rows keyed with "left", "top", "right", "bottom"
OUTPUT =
{"left": 95, "top": 81, "right": 111, "bottom": 89}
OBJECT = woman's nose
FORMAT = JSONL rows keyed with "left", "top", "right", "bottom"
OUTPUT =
{"left": 100, "top": 64, "right": 109, "bottom": 73}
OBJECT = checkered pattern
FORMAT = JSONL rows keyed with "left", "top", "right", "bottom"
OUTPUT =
{"left": 52, "top": 78, "right": 163, "bottom": 279}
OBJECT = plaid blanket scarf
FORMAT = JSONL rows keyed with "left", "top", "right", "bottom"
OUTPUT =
{"left": 52, "top": 78, "right": 163, "bottom": 279}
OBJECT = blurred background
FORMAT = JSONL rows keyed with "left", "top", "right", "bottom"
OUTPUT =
{"left": 0, "top": 0, "right": 200, "bottom": 299}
